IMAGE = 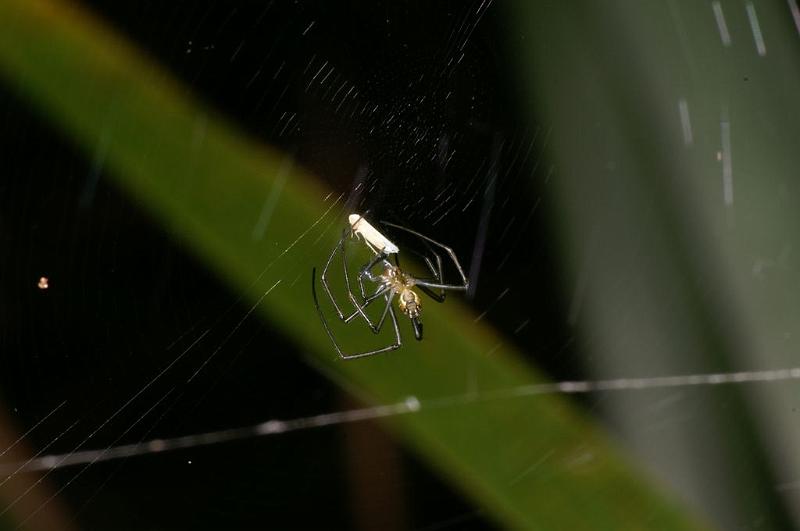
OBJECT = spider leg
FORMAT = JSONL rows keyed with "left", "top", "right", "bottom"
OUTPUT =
{"left": 342, "top": 286, "right": 391, "bottom": 324}
{"left": 313, "top": 268, "right": 401, "bottom": 359}
{"left": 336, "top": 301, "right": 401, "bottom": 360}
{"left": 344, "top": 244, "right": 393, "bottom": 327}
{"left": 357, "top": 251, "right": 389, "bottom": 300}
{"left": 347, "top": 283, "right": 388, "bottom": 329}
{"left": 417, "top": 284, "right": 446, "bottom": 302}
{"left": 371, "top": 291, "right": 396, "bottom": 333}
{"left": 315, "top": 266, "right": 384, "bottom": 320}
{"left": 359, "top": 251, "right": 391, "bottom": 282}
{"left": 413, "top": 279, "right": 468, "bottom": 291}
{"left": 381, "top": 220, "right": 469, "bottom": 291}
{"left": 415, "top": 253, "right": 448, "bottom": 302}
{"left": 320, "top": 230, "right": 359, "bottom": 321}
{"left": 321, "top": 229, "right": 387, "bottom": 325}
{"left": 392, "top": 243, "right": 447, "bottom": 303}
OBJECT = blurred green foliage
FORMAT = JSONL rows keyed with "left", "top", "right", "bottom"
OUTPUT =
{"left": 511, "top": 1, "right": 800, "bottom": 529}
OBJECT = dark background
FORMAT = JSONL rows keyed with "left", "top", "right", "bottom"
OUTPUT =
{"left": 0, "top": 2, "right": 576, "bottom": 529}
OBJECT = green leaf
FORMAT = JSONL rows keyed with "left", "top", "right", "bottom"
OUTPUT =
{"left": 0, "top": 2, "right": 706, "bottom": 529}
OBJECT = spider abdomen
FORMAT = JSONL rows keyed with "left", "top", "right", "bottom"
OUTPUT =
{"left": 398, "top": 288, "right": 421, "bottom": 319}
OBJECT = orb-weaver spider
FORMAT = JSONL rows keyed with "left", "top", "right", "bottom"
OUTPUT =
{"left": 312, "top": 214, "right": 469, "bottom": 359}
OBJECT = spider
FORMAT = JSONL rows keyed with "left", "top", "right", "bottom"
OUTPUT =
{"left": 312, "top": 214, "right": 469, "bottom": 359}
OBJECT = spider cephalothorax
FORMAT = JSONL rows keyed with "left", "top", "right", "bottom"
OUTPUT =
{"left": 312, "top": 214, "right": 468, "bottom": 359}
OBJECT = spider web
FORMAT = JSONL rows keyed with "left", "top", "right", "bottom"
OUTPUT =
{"left": 1, "top": 1, "right": 799, "bottom": 530}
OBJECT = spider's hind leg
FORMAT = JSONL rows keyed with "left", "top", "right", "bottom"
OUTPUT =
{"left": 381, "top": 220, "right": 468, "bottom": 298}
{"left": 416, "top": 253, "right": 447, "bottom": 303}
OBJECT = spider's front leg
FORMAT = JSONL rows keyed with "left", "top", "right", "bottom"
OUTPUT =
{"left": 361, "top": 252, "right": 389, "bottom": 281}
{"left": 342, "top": 251, "right": 389, "bottom": 328}
{"left": 355, "top": 251, "right": 389, "bottom": 299}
